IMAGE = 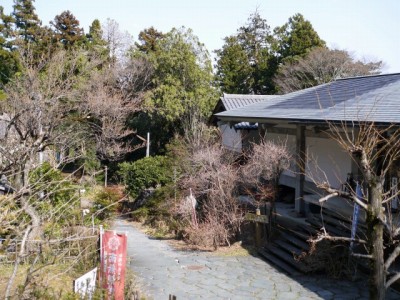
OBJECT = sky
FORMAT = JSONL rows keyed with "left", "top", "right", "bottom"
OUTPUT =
{"left": 2, "top": 0, "right": 400, "bottom": 73}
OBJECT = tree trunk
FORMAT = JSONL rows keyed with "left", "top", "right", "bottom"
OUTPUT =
{"left": 368, "top": 180, "right": 385, "bottom": 300}
{"left": 15, "top": 164, "right": 43, "bottom": 254}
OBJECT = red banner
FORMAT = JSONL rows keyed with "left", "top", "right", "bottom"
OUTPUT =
{"left": 101, "top": 231, "right": 127, "bottom": 300}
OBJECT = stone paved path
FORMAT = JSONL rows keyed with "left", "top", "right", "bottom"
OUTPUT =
{"left": 114, "top": 219, "right": 400, "bottom": 300}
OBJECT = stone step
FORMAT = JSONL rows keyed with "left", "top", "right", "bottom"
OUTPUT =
{"left": 307, "top": 216, "right": 347, "bottom": 237}
{"left": 279, "top": 231, "right": 310, "bottom": 251}
{"left": 274, "top": 238, "right": 306, "bottom": 257}
{"left": 265, "top": 245, "right": 308, "bottom": 273}
{"left": 258, "top": 248, "right": 301, "bottom": 276}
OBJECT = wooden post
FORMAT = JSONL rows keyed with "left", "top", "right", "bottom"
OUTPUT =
{"left": 104, "top": 166, "right": 108, "bottom": 187}
{"left": 295, "top": 125, "right": 306, "bottom": 215}
{"left": 146, "top": 132, "right": 150, "bottom": 157}
{"left": 255, "top": 208, "right": 261, "bottom": 247}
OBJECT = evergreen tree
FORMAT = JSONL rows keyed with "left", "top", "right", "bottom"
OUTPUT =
{"left": 147, "top": 27, "right": 217, "bottom": 122}
{"left": 214, "top": 36, "right": 252, "bottom": 94}
{"left": 85, "top": 19, "right": 108, "bottom": 59}
{"left": 51, "top": 10, "right": 84, "bottom": 48}
{"left": 135, "top": 26, "right": 164, "bottom": 54}
{"left": 129, "top": 27, "right": 217, "bottom": 154}
{"left": 0, "top": 6, "right": 20, "bottom": 85}
{"left": 215, "top": 11, "right": 275, "bottom": 94}
{"left": 273, "top": 13, "right": 325, "bottom": 63}
{"left": 88, "top": 19, "right": 102, "bottom": 43}
{"left": 12, "top": 0, "right": 41, "bottom": 42}
{"left": 5, "top": 0, "right": 56, "bottom": 66}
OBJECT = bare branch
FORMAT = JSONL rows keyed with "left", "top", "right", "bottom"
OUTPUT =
{"left": 386, "top": 272, "right": 400, "bottom": 289}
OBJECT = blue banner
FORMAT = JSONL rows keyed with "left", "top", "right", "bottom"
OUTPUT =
{"left": 350, "top": 183, "right": 362, "bottom": 250}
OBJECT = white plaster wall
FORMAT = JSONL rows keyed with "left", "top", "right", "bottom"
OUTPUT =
{"left": 218, "top": 122, "right": 242, "bottom": 152}
{"left": 306, "top": 137, "right": 351, "bottom": 189}
{"left": 263, "top": 132, "right": 351, "bottom": 189}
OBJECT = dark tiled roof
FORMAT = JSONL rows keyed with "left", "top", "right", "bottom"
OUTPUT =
{"left": 216, "top": 73, "right": 400, "bottom": 124}
{"left": 221, "top": 94, "right": 277, "bottom": 110}
{"left": 220, "top": 94, "right": 277, "bottom": 130}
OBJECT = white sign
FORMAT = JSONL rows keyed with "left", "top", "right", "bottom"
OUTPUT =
{"left": 74, "top": 267, "right": 97, "bottom": 300}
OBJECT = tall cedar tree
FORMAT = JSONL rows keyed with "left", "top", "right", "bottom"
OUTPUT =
{"left": 273, "top": 13, "right": 325, "bottom": 63}
{"left": 0, "top": 6, "right": 20, "bottom": 85}
{"left": 215, "top": 12, "right": 325, "bottom": 94}
{"left": 215, "top": 11, "right": 274, "bottom": 94}
{"left": 12, "top": 0, "right": 41, "bottom": 42}
{"left": 86, "top": 19, "right": 108, "bottom": 59}
{"left": 5, "top": 0, "right": 57, "bottom": 67}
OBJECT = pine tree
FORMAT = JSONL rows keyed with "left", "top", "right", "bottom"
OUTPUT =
{"left": 51, "top": 10, "right": 84, "bottom": 48}
{"left": 135, "top": 27, "right": 165, "bottom": 54}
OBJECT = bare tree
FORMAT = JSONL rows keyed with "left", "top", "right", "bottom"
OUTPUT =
{"left": 241, "top": 139, "right": 292, "bottom": 207}
{"left": 274, "top": 47, "right": 383, "bottom": 93}
{"left": 0, "top": 49, "right": 106, "bottom": 298}
{"left": 311, "top": 118, "right": 400, "bottom": 299}
{"left": 102, "top": 18, "right": 133, "bottom": 65}
{"left": 173, "top": 119, "right": 243, "bottom": 249}
{"left": 0, "top": 49, "right": 99, "bottom": 243}
{"left": 82, "top": 58, "right": 153, "bottom": 162}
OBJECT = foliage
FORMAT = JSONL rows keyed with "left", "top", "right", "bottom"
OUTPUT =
{"left": 214, "top": 36, "right": 253, "bottom": 94}
{"left": 29, "top": 162, "right": 74, "bottom": 207}
{"left": 119, "top": 155, "right": 173, "bottom": 197}
{"left": 129, "top": 27, "right": 217, "bottom": 154}
{"left": 215, "top": 12, "right": 325, "bottom": 94}
{"left": 145, "top": 27, "right": 217, "bottom": 121}
{"left": 92, "top": 186, "right": 124, "bottom": 220}
{"left": 215, "top": 11, "right": 274, "bottom": 94}
{"left": 51, "top": 10, "right": 84, "bottom": 49}
{"left": 131, "top": 185, "right": 177, "bottom": 232}
{"left": 135, "top": 26, "right": 165, "bottom": 54}
{"left": 0, "top": 6, "right": 20, "bottom": 85}
{"left": 273, "top": 13, "right": 325, "bottom": 63}
{"left": 11, "top": 0, "right": 42, "bottom": 43}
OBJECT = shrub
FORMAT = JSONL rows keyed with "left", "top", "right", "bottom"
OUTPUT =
{"left": 92, "top": 186, "right": 124, "bottom": 220}
{"left": 118, "top": 156, "right": 172, "bottom": 197}
{"left": 29, "top": 162, "right": 75, "bottom": 207}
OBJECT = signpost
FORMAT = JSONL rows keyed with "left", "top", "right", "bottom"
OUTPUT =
{"left": 73, "top": 268, "right": 97, "bottom": 300}
{"left": 245, "top": 213, "right": 269, "bottom": 224}
{"left": 245, "top": 209, "right": 270, "bottom": 247}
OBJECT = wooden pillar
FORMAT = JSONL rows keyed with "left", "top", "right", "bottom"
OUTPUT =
{"left": 295, "top": 125, "right": 306, "bottom": 214}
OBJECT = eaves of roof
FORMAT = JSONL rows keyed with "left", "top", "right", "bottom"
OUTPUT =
{"left": 216, "top": 73, "right": 400, "bottom": 125}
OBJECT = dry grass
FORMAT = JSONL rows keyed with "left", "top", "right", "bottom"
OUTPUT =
{"left": 0, "top": 263, "right": 77, "bottom": 299}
